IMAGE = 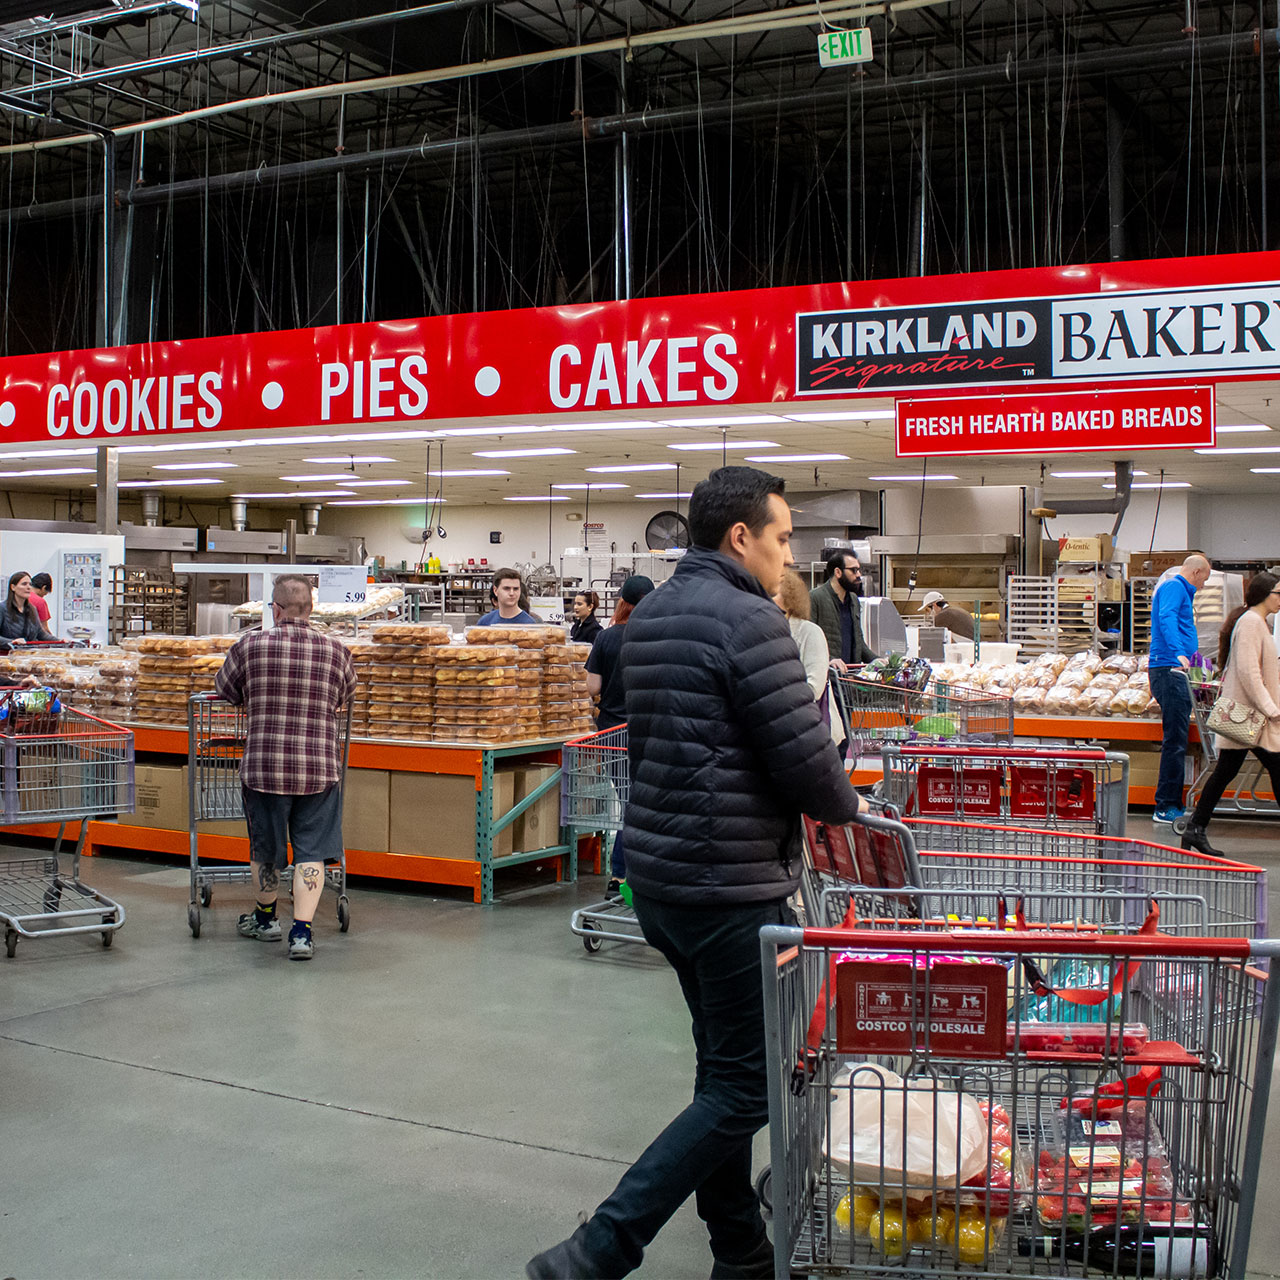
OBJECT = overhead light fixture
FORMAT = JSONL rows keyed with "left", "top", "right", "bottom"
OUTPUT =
{"left": 546, "top": 420, "right": 666, "bottom": 432}
{"left": 667, "top": 440, "right": 779, "bottom": 451}
{"left": 1249, "top": 467, "right": 1280, "bottom": 474}
{"left": 659, "top": 414, "right": 788, "bottom": 426}
{"left": 474, "top": 447, "right": 577, "bottom": 458}
{"left": 1193, "top": 446, "right": 1280, "bottom": 455}
{"left": 231, "top": 489, "right": 357, "bottom": 498}
{"left": 585, "top": 463, "right": 677, "bottom": 473}
{"left": 426, "top": 469, "right": 511, "bottom": 478}
{"left": 785, "top": 410, "right": 896, "bottom": 422}
{"left": 112, "top": 429, "right": 444, "bottom": 454}
{"left": 0, "top": 448, "right": 97, "bottom": 460}
{"left": 280, "top": 473, "right": 356, "bottom": 482}
{"left": 303, "top": 455, "right": 395, "bottom": 464}
{"left": 551, "top": 483, "right": 630, "bottom": 490}
{"left": 117, "top": 478, "right": 226, "bottom": 488}
{"left": 868, "top": 473, "right": 959, "bottom": 482}
{"left": 153, "top": 461, "right": 239, "bottom": 470}
{"left": 345, "top": 479, "right": 411, "bottom": 487}
{"left": 1104, "top": 481, "right": 1191, "bottom": 490}
{"left": 0, "top": 467, "right": 96, "bottom": 477}
{"left": 1051, "top": 469, "right": 1149, "bottom": 479}
{"left": 635, "top": 491, "right": 694, "bottom": 499}
{"left": 746, "top": 453, "right": 849, "bottom": 463}
{"left": 440, "top": 425, "right": 554, "bottom": 438}
{"left": 1215, "top": 424, "right": 1272, "bottom": 433}
{"left": 504, "top": 495, "right": 570, "bottom": 502}
{"left": 327, "top": 498, "right": 440, "bottom": 506}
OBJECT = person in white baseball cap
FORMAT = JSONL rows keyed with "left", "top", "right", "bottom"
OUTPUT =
{"left": 918, "top": 590, "right": 975, "bottom": 639}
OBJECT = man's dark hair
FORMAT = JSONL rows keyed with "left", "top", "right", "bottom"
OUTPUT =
{"left": 30, "top": 573, "right": 52, "bottom": 591}
{"left": 823, "top": 549, "right": 856, "bottom": 581}
{"left": 492, "top": 567, "right": 522, "bottom": 588}
{"left": 688, "top": 466, "right": 786, "bottom": 550}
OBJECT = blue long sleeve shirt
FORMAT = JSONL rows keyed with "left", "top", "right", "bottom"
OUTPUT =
{"left": 1148, "top": 574, "right": 1199, "bottom": 669}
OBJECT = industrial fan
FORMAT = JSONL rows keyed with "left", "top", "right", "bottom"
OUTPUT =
{"left": 645, "top": 510, "right": 691, "bottom": 551}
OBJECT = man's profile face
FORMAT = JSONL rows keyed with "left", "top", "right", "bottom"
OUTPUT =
{"left": 495, "top": 578, "right": 522, "bottom": 609}
{"left": 837, "top": 557, "right": 863, "bottom": 592}
{"left": 739, "top": 494, "right": 794, "bottom": 597}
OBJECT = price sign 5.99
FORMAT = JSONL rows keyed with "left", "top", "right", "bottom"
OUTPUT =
{"left": 318, "top": 565, "right": 368, "bottom": 606}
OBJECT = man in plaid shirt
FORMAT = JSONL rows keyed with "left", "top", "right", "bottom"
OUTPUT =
{"left": 215, "top": 574, "right": 356, "bottom": 960}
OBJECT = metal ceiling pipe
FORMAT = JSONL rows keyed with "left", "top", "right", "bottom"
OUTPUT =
{"left": 1042, "top": 461, "right": 1134, "bottom": 538}
{"left": 300, "top": 503, "right": 321, "bottom": 535}
{"left": 229, "top": 497, "right": 248, "bottom": 532}
{"left": 140, "top": 491, "right": 160, "bottom": 526}
{"left": 1, "top": 27, "right": 1270, "bottom": 227}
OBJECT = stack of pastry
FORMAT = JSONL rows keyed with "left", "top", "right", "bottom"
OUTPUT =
{"left": 362, "top": 636, "right": 445, "bottom": 742}
{"left": 461, "top": 626, "right": 565, "bottom": 743}
{"left": 134, "top": 635, "right": 233, "bottom": 724}
{"left": 344, "top": 642, "right": 378, "bottom": 735}
{"left": 435, "top": 643, "right": 528, "bottom": 744}
{"left": 541, "top": 643, "right": 595, "bottom": 738}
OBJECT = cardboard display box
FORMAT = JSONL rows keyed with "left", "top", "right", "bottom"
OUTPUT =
{"left": 1058, "top": 534, "right": 1114, "bottom": 563}
{"left": 513, "top": 764, "right": 562, "bottom": 852}
{"left": 389, "top": 764, "right": 519, "bottom": 861}
{"left": 341, "top": 768, "right": 390, "bottom": 854}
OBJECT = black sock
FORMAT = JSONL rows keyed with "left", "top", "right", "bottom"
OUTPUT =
{"left": 254, "top": 903, "right": 276, "bottom": 925}
{"left": 291, "top": 920, "right": 312, "bottom": 937}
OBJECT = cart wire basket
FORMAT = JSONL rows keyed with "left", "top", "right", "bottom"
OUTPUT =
{"left": 0, "top": 692, "right": 134, "bottom": 957}
{"left": 562, "top": 723, "right": 646, "bottom": 953}
{"left": 185, "top": 692, "right": 353, "bottom": 939}
{"left": 833, "top": 674, "right": 1015, "bottom": 761}
{"left": 761, "top": 915, "right": 1280, "bottom": 1280}
{"left": 880, "top": 744, "right": 1130, "bottom": 838}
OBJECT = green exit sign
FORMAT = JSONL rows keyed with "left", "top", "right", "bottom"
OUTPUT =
{"left": 817, "top": 27, "right": 873, "bottom": 68}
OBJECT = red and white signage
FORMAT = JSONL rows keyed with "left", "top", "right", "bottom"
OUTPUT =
{"left": 0, "top": 251, "right": 1272, "bottom": 448}
{"left": 895, "top": 385, "right": 1215, "bottom": 457}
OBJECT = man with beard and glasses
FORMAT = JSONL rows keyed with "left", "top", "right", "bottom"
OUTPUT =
{"left": 809, "top": 549, "right": 877, "bottom": 670}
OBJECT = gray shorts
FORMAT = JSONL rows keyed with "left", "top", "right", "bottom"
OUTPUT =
{"left": 241, "top": 784, "right": 344, "bottom": 870}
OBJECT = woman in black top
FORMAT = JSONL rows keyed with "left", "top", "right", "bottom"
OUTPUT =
{"left": 569, "top": 591, "right": 603, "bottom": 646}
{"left": 0, "top": 572, "right": 56, "bottom": 643}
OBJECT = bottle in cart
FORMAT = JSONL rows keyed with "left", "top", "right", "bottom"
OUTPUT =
{"left": 1019, "top": 1225, "right": 1215, "bottom": 1277}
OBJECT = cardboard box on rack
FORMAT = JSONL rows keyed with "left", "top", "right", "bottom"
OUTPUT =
{"left": 1128, "top": 550, "right": 1197, "bottom": 578}
{"left": 388, "top": 764, "right": 519, "bottom": 861}
{"left": 341, "top": 768, "right": 390, "bottom": 854}
{"left": 1058, "top": 534, "right": 1114, "bottom": 563}
{"left": 513, "top": 764, "right": 563, "bottom": 852}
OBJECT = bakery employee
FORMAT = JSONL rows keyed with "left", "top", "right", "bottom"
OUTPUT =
{"left": 918, "top": 591, "right": 976, "bottom": 639}
{"left": 474, "top": 567, "right": 541, "bottom": 626}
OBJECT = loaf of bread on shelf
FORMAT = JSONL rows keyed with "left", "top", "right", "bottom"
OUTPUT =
{"left": 436, "top": 644, "right": 519, "bottom": 665}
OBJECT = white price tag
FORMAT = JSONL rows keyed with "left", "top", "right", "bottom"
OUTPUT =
{"left": 318, "top": 565, "right": 369, "bottom": 606}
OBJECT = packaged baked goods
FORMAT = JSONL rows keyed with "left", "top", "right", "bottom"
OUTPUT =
{"left": 437, "top": 645, "right": 519, "bottom": 665}
{"left": 435, "top": 666, "right": 518, "bottom": 686}
{"left": 369, "top": 623, "right": 452, "bottom": 646}
{"left": 1100, "top": 652, "right": 1140, "bottom": 675}
{"left": 464, "top": 625, "right": 562, "bottom": 648}
{"left": 434, "top": 686, "right": 518, "bottom": 705}
{"left": 1013, "top": 686, "right": 1047, "bottom": 712}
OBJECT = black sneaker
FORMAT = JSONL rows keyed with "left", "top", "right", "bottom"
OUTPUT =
{"left": 288, "top": 927, "right": 314, "bottom": 960}
{"left": 604, "top": 878, "right": 622, "bottom": 898}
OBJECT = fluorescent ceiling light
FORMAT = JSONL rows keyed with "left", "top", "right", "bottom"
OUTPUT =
{"left": 345, "top": 479, "right": 411, "bottom": 487}
{"left": 0, "top": 467, "right": 96, "bottom": 477}
{"left": 231, "top": 489, "right": 357, "bottom": 498}
{"left": 1249, "top": 468, "right": 1280, "bottom": 474}
{"left": 1051, "top": 469, "right": 1149, "bottom": 479}
{"left": 635, "top": 492, "right": 694, "bottom": 499}
{"left": 303, "top": 455, "right": 394, "bottom": 463}
{"left": 0, "top": 448, "right": 97, "bottom": 460}
{"left": 746, "top": 453, "right": 849, "bottom": 463}
{"left": 112, "top": 430, "right": 444, "bottom": 454}
{"left": 153, "top": 461, "right": 239, "bottom": 470}
{"left": 281, "top": 473, "right": 355, "bottom": 482}
{"left": 118, "top": 478, "right": 226, "bottom": 488}
{"left": 667, "top": 440, "right": 779, "bottom": 451}
{"left": 868, "top": 473, "right": 959, "bottom": 481}
{"left": 660, "top": 415, "right": 788, "bottom": 426}
{"left": 1193, "top": 446, "right": 1280, "bottom": 455}
{"left": 586, "top": 463, "right": 677, "bottom": 473}
{"left": 1216, "top": 424, "right": 1271, "bottom": 433}
{"left": 547, "top": 420, "right": 665, "bottom": 432}
{"left": 439, "top": 426, "right": 553, "bottom": 438}
{"left": 1104, "top": 481, "right": 1191, "bottom": 490}
{"left": 326, "top": 498, "right": 439, "bottom": 506}
{"left": 426, "top": 469, "right": 511, "bottom": 478}
{"left": 504, "top": 495, "right": 570, "bottom": 502}
{"left": 474, "top": 447, "right": 576, "bottom": 458}
{"left": 785, "top": 410, "right": 896, "bottom": 422}
{"left": 551, "top": 483, "right": 630, "bottom": 490}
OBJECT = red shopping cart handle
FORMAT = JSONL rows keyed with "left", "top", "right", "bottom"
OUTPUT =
{"left": 893, "top": 743, "right": 1109, "bottom": 760}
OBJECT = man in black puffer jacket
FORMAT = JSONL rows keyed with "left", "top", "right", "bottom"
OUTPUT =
{"left": 528, "top": 467, "right": 865, "bottom": 1280}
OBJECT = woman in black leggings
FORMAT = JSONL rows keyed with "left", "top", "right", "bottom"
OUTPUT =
{"left": 1181, "top": 571, "right": 1280, "bottom": 857}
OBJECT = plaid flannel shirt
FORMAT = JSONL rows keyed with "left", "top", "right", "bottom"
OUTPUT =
{"left": 214, "top": 619, "right": 356, "bottom": 795}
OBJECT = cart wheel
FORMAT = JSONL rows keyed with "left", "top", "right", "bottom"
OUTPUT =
{"left": 755, "top": 1165, "right": 772, "bottom": 1217}
{"left": 582, "top": 922, "right": 602, "bottom": 953}
{"left": 337, "top": 896, "right": 350, "bottom": 933}
{"left": 5, "top": 929, "right": 17, "bottom": 958}
{"left": 188, "top": 902, "right": 201, "bottom": 938}
{"left": 1172, "top": 814, "right": 1189, "bottom": 837}
{"left": 43, "top": 886, "right": 61, "bottom": 913}
{"left": 101, "top": 927, "right": 113, "bottom": 949}
{"left": 200, "top": 884, "right": 213, "bottom": 908}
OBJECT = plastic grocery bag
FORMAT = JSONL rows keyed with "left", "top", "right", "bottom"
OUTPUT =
{"left": 825, "top": 1063, "right": 988, "bottom": 1190}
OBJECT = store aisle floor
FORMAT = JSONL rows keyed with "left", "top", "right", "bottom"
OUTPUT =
{"left": 3, "top": 816, "right": 1280, "bottom": 1279}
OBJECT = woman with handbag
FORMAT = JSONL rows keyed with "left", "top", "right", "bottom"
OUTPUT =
{"left": 1181, "top": 571, "right": 1280, "bottom": 856}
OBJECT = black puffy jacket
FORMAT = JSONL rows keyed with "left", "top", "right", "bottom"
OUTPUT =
{"left": 621, "top": 547, "right": 862, "bottom": 905}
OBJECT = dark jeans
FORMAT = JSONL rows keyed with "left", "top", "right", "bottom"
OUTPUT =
{"left": 609, "top": 829, "right": 626, "bottom": 879}
{"left": 576, "top": 893, "right": 788, "bottom": 1277}
{"left": 1148, "top": 666, "right": 1191, "bottom": 809}
{"left": 1192, "top": 745, "right": 1280, "bottom": 828}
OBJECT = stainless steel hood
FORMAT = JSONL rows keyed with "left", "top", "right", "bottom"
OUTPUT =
{"left": 121, "top": 522, "right": 199, "bottom": 552}
{"left": 202, "top": 526, "right": 286, "bottom": 555}
{"left": 870, "top": 534, "right": 1021, "bottom": 556}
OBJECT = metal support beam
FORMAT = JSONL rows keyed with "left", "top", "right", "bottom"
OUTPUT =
{"left": 1106, "top": 101, "right": 1126, "bottom": 261}
{"left": 95, "top": 446, "right": 119, "bottom": 535}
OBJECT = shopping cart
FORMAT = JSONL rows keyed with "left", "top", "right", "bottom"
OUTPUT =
{"left": 1177, "top": 672, "right": 1279, "bottom": 833}
{"left": 0, "top": 689, "right": 133, "bottom": 957}
{"left": 185, "top": 692, "right": 353, "bottom": 939}
{"left": 563, "top": 724, "right": 645, "bottom": 953}
{"left": 761, "top": 915, "right": 1280, "bottom": 1280}
{"left": 832, "top": 673, "right": 1014, "bottom": 762}
{"left": 880, "top": 745, "right": 1130, "bottom": 837}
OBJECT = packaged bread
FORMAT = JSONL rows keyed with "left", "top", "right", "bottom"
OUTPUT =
{"left": 1043, "top": 686, "right": 1080, "bottom": 716}
{"left": 1086, "top": 673, "right": 1126, "bottom": 693}
{"left": 434, "top": 686, "right": 518, "bottom": 705}
{"left": 437, "top": 645, "right": 519, "bottom": 665}
{"left": 435, "top": 666, "right": 518, "bottom": 687}
{"left": 370, "top": 623, "right": 452, "bottom": 646}
{"left": 1100, "top": 652, "right": 1140, "bottom": 675}
{"left": 1013, "top": 686, "right": 1047, "bottom": 712}
{"left": 1078, "top": 688, "right": 1115, "bottom": 715}
{"left": 464, "top": 626, "right": 561, "bottom": 648}
{"left": 1112, "top": 686, "right": 1153, "bottom": 715}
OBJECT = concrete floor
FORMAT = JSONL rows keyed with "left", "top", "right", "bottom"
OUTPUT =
{"left": 2, "top": 813, "right": 1280, "bottom": 1279}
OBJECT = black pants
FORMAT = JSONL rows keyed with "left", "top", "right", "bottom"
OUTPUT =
{"left": 1191, "top": 745, "right": 1280, "bottom": 828}
{"left": 574, "top": 892, "right": 789, "bottom": 1277}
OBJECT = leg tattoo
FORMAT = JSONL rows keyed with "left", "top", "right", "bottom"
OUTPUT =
{"left": 299, "top": 864, "right": 321, "bottom": 892}
{"left": 257, "top": 864, "right": 280, "bottom": 893}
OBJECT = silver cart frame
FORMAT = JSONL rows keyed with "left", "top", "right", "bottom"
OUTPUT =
{"left": 185, "top": 692, "right": 353, "bottom": 938}
{"left": 0, "top": 699, "right": 134, "bottom": 957}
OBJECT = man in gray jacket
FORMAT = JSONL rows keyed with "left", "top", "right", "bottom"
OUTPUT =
{"left": 809, "top": 549, "right": 877, "bottom": 667}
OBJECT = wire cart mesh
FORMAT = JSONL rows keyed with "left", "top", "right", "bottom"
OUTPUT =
{"left": 880, "top": 745, "right": 1131, "bottom": 838}
{"left": 0, "top": 691, "right": 134, "bottom": 957}
{"left": 562, "top": 724, "right": 645, "bottom": 952}
{"left": 833, "top": 674, "right": 1015, "bottom": 761}
{"left": 761, "top": 915, "right": 1280, "bottom": 1280}
{"left": 186, "top": 692, "right": 353, "bottom": 939}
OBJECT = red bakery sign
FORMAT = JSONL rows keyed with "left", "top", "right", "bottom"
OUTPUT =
{"left": 895, "top": 384, "right": 1215, "bottom": 457}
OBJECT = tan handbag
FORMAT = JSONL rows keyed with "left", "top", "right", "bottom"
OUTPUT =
{"left": 1206, "top": 620, "right": 1267, "bottom": 747}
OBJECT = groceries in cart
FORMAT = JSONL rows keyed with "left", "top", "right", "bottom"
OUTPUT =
{"left": 0, "top": 685, "right": 62, "bottom": 733}
{"left": 850, "top": 653, "right": 934, "bottom": 692}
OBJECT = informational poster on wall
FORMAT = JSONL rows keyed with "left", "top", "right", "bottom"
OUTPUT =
{"left": 61, "top": 550, "right": 104, "bottom": 641}
{"left": 582, "top": 522, "right": 610, "bottom": 557}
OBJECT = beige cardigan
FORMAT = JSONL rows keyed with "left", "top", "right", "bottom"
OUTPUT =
{"left": 1216, "top": 609, "right": 1280, "bottom": 752}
